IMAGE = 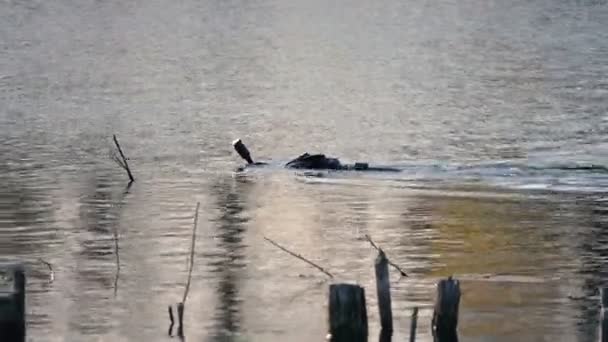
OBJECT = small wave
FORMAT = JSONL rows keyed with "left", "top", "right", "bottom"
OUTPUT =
{"left": 527, "top": 163, "right": 608, "bottom": 173}
{"left": 232, "top": 158, "right": 608, "bottom": 195}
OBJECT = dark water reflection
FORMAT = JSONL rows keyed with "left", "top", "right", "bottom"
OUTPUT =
{"left": 1, "top": 158, "right": 607, "bottom": 341}
{"left": 572, "top": 198, "right": 608, "bottom": 342}
{"left": 206, "top": 176, "right": 250, "bottom": 341}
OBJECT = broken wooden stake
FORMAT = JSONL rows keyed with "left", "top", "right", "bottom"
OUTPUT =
{"left": 374, "top": 249, "right": 393, "bottom": 336}
{"left": 600, "top": 287, "right": 608, "bottom": 342}
{"left": 432, "top": 276, "right": 460, "bottom": 342}
{"left": 177, "top": 302, "right": 184, "bottom": 337}
{"left": 112, "top": 134, "right": 134, "bottom": 183}
{"left": 410, "top": 307, "right": 418, "bottom": 342}
{"left": 328, "top": 284, "right": 368, "bottom": 342}
{"left": 0, "top": 263, "right": 26, "bottom": 342}
{"left": 379, "top": 328, "right": 392, "bottom": 342}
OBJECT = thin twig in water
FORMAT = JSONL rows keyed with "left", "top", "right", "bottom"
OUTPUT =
{"left": 38, "top": 258, "right": 54, "bottom": 282}
{"left": 110, "top": 151, "right": 126, "bottom": 169}
{"left": 263, "top": 236, "right": 334, "bottom": 278}
{"left": 364, "top": 234, "right": 408, "bottom": 278}
{"left": 182, "top": 202, "right": 200, "bottom": 304}
{"left": 112, "top": 134, "right": 135, "bottom": 183}
{"left": 365, "top": 234, "right": 380, "bottom": 251}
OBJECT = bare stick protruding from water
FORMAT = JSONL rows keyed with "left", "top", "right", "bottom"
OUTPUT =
{"left": 112, "top": 134, "right": 134, "bottom": 183}
{"left": 364, "top": 234, "right": 408, "bottom": 278}
{"left": 264, "top": 236, "right": 334, "bottom": 278}
{"left": 38, "top": 258, "right": 54, "bottom": 282}
{"left": 169, "top": 202, "right": 200, "bottom": 338}
{"left": 182, "top": 202, "right": 200, "bottom": 304}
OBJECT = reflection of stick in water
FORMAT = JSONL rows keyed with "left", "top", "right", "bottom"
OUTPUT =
{"left": 111, "top": 134, "right": 135, "bottom": 183}
{"left": 113, "top": 226, "right": 120, "bottom": 296}
{"left": 38, "top": 258, "right": 54, "bottom": 282}
{"left": 111, "top": 182, "right": 131, "bottom": 296}
{"left": 364, "top": 234, "right": 408, "bottom": 278}
{"left": 168, "top": 306, "right": 175, "bottom": 336}
{"left": 263, "top": 236, "right": 334, "bottom": 279}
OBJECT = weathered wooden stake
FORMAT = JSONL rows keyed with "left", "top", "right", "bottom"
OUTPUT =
{"left": 112, "top": 134, "right": 135, "bottom": 183}
{"left": 375, "top": 249, "right": 393, "bottom": 335}
{"left": 432, "top": 276, "right": 460, "bottom": 342}
{"left": 409, "top": 307, "right": 419, "bottom": 342}
{"left": 379, "top": 328, "right": 392, "bottom": 342}
{"left": 177, "top": 302, "right": 184, "bottom": 337}
{"left": 328, "top": 284, "right": 368, "bottom": 342}
{"left": 0, "top": 263, "right": 26, "bottom": 342}
{"left": 600, "top": 287, "right": 608, "bottom": 342}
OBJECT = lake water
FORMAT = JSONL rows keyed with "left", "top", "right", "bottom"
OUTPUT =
{"left": 1, "top": 0, "right": 607, "bottom": 341}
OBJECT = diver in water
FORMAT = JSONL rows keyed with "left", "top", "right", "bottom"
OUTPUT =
{"left": 232, "top": 139, "right": 399, "bottom": 172}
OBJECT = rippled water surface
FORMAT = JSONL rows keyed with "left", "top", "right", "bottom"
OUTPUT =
{"left": 1, "top": 0, "right": 607, "bottom": 341}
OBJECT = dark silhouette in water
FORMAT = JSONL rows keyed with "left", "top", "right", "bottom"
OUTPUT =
{"left": 232, "top": 139, "right": 400, "bottom": 172}
{"left": 206, "top": 175, "right": 251, "bottom": 341}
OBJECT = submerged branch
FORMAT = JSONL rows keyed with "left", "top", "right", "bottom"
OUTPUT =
{"left": 264, "top": 236, "right": 334, "bottom": 279}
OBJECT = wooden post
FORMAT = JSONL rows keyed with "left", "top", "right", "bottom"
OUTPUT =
{"left": 600, "top": 287, "right": 608, "bottom": 342}
{"left": 14, "top": 267, "right": 24, "bottom": 338}
{"left": 432, "top": 276, "right": 460, "bottom": 342}
{"left": 378, "top": 330, "right": 393, "bottom": 342}
{"left": 410, "top": 307, "right": 419, "bottom": 342}
{"left": 177, "top": 302, "right": 184, "bottom": 337}
{"left": 375, "top": 249, "right": 393, "bottom": 335}
{"left": 328, "top": 284, "right": 368, "bottom": 342}
{"left": 0, "top": 263, "right": 26, "bottom": 342}
{"left": 379, "top": 328, "right": 392, "bottom": 342}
